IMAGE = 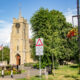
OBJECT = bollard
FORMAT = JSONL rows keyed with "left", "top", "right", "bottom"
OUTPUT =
{"left": 45, "top": 67, "right": 48, "bottom": 80}
{"left": 11, "top": 67, "right": 13, "bottom": 78}
{"left": 17, "top": 65, "right": 19, "bottom": 70}
{"left": 1, "top": 66, "right": 4, "bottom": 78}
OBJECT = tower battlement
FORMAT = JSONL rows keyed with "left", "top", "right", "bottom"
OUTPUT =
{"left": 13, "top": 17, "right": 27, "bottom": 24}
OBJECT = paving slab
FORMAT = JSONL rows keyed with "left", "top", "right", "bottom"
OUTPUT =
{"left": 0, "top": 78, "right": 15, "bottom": 80}
{"left": 0, "top": 67, "right": 45, "bottom": 79}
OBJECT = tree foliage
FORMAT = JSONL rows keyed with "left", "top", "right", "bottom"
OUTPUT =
{"left": 30, "top": 8, "right": 78, "bottom": 67}
{"left": 0, "top": 46, "right": 10, "bottom": 63}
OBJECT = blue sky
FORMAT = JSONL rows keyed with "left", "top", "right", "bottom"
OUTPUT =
{"left": 0, "top": 0, "right": 76, "bottom": 21}
{"left": 0, "top": 0, "right": 77, "bottom": 45}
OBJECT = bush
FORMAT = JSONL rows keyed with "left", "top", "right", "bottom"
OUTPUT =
{"left": 33, "top": 61, "right": 53, "bottom": 69}
{"left": 33, "top": 63, "right": 39, "bottom": 69}
{"left": 4, "top": 70, "right": 11, "bottom": 75}
{"left": 4, "top": 69, "right": 21, "bottom": 76}
{"left": 33, "top": 63, "right": 48, "bottom": 69}
{"left": 13, "top": 70, "right": 21, "bottom": 74}
{"left": 24, "top": 63, "right": 34, "bottom": 67}
{"left": 6, "top": 65, "right": 12, "bottom": 70}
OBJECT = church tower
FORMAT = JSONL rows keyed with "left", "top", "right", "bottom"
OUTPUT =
{"left": 10, "top": 11, "right": 33, "bottom": 65}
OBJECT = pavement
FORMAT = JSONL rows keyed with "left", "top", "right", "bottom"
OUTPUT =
{"left": 0, "top": 67, "right": 45, "bottom": 80}
{"left": 0, "top": 78, "right": 15, "bottom": 80}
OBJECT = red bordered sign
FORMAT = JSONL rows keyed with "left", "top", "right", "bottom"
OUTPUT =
{"left": 36, "top": 38, "right": 43, "bottom": 56}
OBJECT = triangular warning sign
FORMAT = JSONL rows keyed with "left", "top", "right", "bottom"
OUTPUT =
{"left": 36, "top": 38, "right": 43, "bottom": 46}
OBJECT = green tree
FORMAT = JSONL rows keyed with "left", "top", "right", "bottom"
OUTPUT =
{"left": 30, "top": 8, "right": 77, "bottom": 67}
{"left": 0, "top": 46, "right": 10, "bottom": 64}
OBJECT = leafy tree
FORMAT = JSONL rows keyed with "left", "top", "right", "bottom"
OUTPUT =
{"left": 30, "top": 8, "right": 78, "bottom": 67}
{"left": 0, "top": 46, "right": 10, "bottom": 64}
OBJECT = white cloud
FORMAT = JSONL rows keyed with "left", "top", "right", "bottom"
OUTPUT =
{"left": 0, "top": 21, "right": 12, "bottom": 45}
{"left": 64, "top": 8, "right": 77, "bottom": 26}
{"left": 29, "top": 24, "right": 33, "bottom": 39}
{"left": 0, "top": 20, "right": 33, "bottom": 46}
{"left": 0, "top": 20, "right": 5, "bottom": 23}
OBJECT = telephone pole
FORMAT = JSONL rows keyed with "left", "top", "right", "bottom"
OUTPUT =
{"left": 77, "top": 0, "right": 80, "bottom": 74}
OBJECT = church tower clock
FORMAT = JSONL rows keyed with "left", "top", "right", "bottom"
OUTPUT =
{"left": 10, "top": 12, "right": 33, "bottom": 65}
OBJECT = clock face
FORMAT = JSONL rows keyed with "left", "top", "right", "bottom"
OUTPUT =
{"left": 16, "top": 23, "right": 20, "bottom": 28}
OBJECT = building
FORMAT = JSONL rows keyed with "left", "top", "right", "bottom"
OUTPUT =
{"left": 10, "top": 11, "right": 33, "bottom": 65}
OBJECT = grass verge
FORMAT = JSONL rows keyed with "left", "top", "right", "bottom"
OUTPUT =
{"left": 16, "top": 64, "right": 80, "bottom": 80}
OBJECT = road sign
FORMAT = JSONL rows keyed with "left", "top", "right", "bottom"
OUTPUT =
{"left": 36, "top": 38, "right": 43, "bottom": 55}
{"left": 36, "top": 38, "right": 43, "bottom": 78}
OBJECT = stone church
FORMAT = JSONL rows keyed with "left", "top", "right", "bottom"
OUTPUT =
{"left": 10, "top": 11, "right": 33, "bottom": 65}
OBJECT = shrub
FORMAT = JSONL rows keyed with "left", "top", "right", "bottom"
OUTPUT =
{"left": 24, "top": 63, "right": 34, "bottom": 67}
{"left": 6, "top": 65, "right": 12, "bottom": 70}
{"left": 17, "top": 70, "right": 21, "bottom": 74}
{"left": 33, "top": 63, "right": 39, "bottom": 69}
{"left": 4, "top": 70, "right": 11, "bottom": 75}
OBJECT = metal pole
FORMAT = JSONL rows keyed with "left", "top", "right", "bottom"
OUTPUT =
{"left": 39, "top": 55, "right": 41, "bottom": 79}
{"left": 2, "top": 45, "right": 3, "bottom": 62}
{"left": 52, "top": 53, "right": 55, "bottom": 75}
{"left": 77, "top": 0, "right": 80, "bottom": 74}
{"left": 52, "top": 54, "right": 53, "bottom": 74}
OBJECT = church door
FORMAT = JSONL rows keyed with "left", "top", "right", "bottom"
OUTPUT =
{"left": 16, "top": 54, "right": 21, "bottom": 65}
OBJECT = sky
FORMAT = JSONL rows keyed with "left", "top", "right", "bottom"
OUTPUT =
{"left": 0, "top": 0, "right": 77, "bottom": 45}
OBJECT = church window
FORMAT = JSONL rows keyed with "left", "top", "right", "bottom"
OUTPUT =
{"left": 16, "top": 23, "right": 20, "bottom": 33}
{"left": 17, "top": 46, "right": 19, "bottom": 51}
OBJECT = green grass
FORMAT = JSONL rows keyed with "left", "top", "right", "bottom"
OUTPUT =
{"left": 16, "top": 78, "right": 26, "bottom": 80}
{"left": 21, "top": 70, "right": 26, "bottom": 73}
{"left": 16, "top": 64, "right": 80, "bottom": 80}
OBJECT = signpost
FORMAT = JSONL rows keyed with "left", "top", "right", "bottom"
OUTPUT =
{"left": 36, "top": 38, "right": 43, "bottom": 78}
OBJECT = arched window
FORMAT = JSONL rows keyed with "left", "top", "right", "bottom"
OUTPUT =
{"left": 16, "top": 23, "right": 20, "bottom": 33}
{"left": 17, "top": 46, "right": 19, "bottom": 51}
